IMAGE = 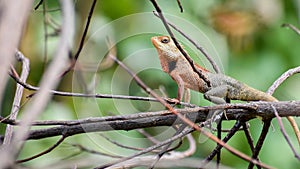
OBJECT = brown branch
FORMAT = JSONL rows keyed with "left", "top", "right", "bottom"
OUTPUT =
{"left": 271, "top": 105, "right": 300, "bottom": 160}
{"left": 248, "top": 120, "right": 272, "bottom": 169}
{"left": 16, "top": 135, "right": 67, "bottom": 163}
{"left": 0, "top": 101, "right": 298, "bottom": 141}
{"left": 201, "top": 120, "right": 242, "bottom": 167}
{"left": 61, "top": 0, "right": 97, "bottom": 77}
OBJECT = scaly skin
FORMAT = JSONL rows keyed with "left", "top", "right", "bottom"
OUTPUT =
{"left": 151, "top": 35, "right": 300, "bottom": 145}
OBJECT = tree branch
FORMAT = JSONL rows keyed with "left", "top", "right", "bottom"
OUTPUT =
{"left": 1, "top": 101, "right": 299, "bottom": 141}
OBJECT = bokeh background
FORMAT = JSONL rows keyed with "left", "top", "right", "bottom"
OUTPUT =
{"left": 1, "top": 0, "right": 300, "bottom": 168}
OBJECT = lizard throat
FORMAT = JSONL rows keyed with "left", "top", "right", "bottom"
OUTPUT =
{"left": 168, "top": 60, "right": 177, "bottom": 72}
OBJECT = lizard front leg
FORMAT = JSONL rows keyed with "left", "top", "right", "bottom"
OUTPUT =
{"left": 204, "top": 85, "right": 229, "bottom": 104}
{"left": 171, "top": 73, "right": 186, "bottom": 102}
{"left": 203, "top": 85, "right": 230, "bottom": 129}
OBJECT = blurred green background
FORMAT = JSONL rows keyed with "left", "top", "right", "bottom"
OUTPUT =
{"left": 1, "top": 0, "right": 300, "bottom": 168}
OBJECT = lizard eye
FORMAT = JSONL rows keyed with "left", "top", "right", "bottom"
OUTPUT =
{"left": 161, "top": 38, "right": 169, "bottom": 44}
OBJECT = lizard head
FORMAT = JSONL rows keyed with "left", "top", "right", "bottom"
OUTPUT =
{"left": 151, "top": 36, "right": 183, "bottom": 60}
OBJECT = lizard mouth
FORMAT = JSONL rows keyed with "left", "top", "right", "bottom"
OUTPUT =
{"left": 151, "top": 37, "right": 159, "bottom": 48}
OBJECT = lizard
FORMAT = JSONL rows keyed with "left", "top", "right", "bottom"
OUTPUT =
{"left": 151, "top": 35, "right": 300, "bottom": 145}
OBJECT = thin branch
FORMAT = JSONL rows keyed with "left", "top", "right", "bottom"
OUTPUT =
{"left": 4, "top": 51, "right": 30, "bottom": 144}
{"left": 42, "top": 0, "right": 48, "bottom": 67}
{"left": 97, "top": 127, "right": 194, "bottom": 169}
{"left": 137, "top": 129, "right": 160, "bottom": 144}
{"left": 242, "top": 123, "right": 255, "bottom": 152}
{"left": 61, "top": 0, "right": 97, "bottom": 77}
{"left": 70, "top": 143, "right": 123, "bottom": 158}
{"left": 176, "top": 0, "right": 183, "bottom": 12}
{"left": 16, "top": 135, "right": 67, "bottom": 163}
{"left": 201, "top": 120, "right": 242, "bottom": 167}
{"left": 242, "top": 122, "right": 261, "bottom": 169}
{"left": 9, "top": 71, "right": 196, "bottom": 108}
{"left": 100, "top": 134, "right": 150, "bottom": 152}
{"left": 216, "top": 118, "right": 222, "bottom": 168}
{"left": 271, "top": 105, "right": 300, "bottom": 160}
{"left": 113, "top": 133, "right": 196, "bottom": 169}
{"left": 153, "top": 12, "right": 221, "bottom": 73}
{"left": 282, "top": 23, "right": 300, "bottom": 36}
{"left": 267, "top": 66, "right": 300, "bottom": 95}
{"left": 34, "top": 0, "right": 44, "bottom": 10}
{"left": 248, "top": 119, "right": 271, "bottom": 169}
{"left": 149, "top": 124, "right": 187, "bottom": 168}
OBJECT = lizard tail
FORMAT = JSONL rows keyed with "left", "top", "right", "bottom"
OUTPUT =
{"left": 239, "top": 86, "right": 278, "bottom": 102}
{"left": 287, "top": 116, "right": 300, "bottom": 146}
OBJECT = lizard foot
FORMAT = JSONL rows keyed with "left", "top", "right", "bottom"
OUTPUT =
{"left": 166, "top": 98, "right": 180, "bottom": 106}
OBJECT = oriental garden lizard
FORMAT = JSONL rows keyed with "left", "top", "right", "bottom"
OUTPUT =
{"left": 151, "top": 35, "right": 300, "bottom": 145}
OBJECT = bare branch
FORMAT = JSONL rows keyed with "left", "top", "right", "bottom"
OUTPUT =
{"left": 97, "top": 127, "right": 194, "bottom": 168}
{"left": 271, "top": 105, "right": 300, "bottom": 160}
{"left": 0, "top": 0, "right": 75, "bottom": 165}
{"left": 248, "top": 120, "right": 271, "bottom": 169}
{"left": 108, "top": 133, "right": 196, "bottom": 169}
{"left": 61, "top": 0, "right": 98, "bottom": 77}
{"left": 16, "top": 135, "right": 66, "bottom": 163}
{"left": 267, "top": 66, "right": 300, "bottom": 95}
{"left": 9, "top": 72, "right": 196, "bottom": 108}
{"left": 176, "top": 0, "right": 183, "bottom": 12}
{"left": 0, "top": 101, "right": 298, "bottom": 141}
{"left": 70, "top": 143, "right": 123, "bottom": 158}
{"left": 4, "top": 51, "right": 30, "bottom": 144}
{"left": 282, "top": 23, "right": 300, "bottom": 36}
{"left": 201, "top": 120, "right": 242, "bottom": 167}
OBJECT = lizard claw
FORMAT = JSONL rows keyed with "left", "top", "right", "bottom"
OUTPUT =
{"left": 166, "top": 98, "right": 180, "bottom": 106}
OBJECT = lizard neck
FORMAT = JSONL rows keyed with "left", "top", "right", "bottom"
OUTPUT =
{"left": 158, "top": 51, "right": 180, "bottom": 73}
